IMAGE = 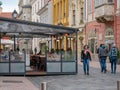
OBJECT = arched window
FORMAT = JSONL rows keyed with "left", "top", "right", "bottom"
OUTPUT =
{"left": 105, "top": 27, "right": 114, "bottom": 36}
{"left": 88, "top": 29, "right": 98, "bottom": 53}
{"left": 88, "top": 29, "right": 96, "bottom": 38}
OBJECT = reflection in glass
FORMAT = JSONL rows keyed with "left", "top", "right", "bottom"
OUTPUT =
{"left": 47, "top": 51, "right": 75, "bottom": 61}
{"left": 10, "top": 51, "right": 25, "bottom": 62}
{"left": 0, "top": 50, "right": 9, "bottom": 62}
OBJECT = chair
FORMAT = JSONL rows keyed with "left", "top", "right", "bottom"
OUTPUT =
{"left": 40, "top": 57, "right": 46, "bottom": 71}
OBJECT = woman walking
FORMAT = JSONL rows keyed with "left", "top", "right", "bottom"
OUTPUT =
{"left": 81, "top": 45, "right": 92, "bottom": 75}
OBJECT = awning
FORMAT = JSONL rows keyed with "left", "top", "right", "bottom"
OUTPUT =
{"left": 0, "top": 17, "right": 77, "bottom": 38}
{"left": 0, "top": 39, "right": 14, "bottom": 44}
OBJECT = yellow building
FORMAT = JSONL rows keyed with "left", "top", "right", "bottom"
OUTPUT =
{"left": 53, "top": 0, "right": 69, "bottom": 26}
{"left": 52, "top": 0, "right": 69, "bottom": 51}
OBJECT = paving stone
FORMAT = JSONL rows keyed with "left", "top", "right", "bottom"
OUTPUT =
{"left": 28, "top": 61, "right": 120, "bottom": 90}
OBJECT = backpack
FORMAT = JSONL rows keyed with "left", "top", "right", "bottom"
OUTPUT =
{"left": 110, "top": 47, "right": 118, "bottom": 57}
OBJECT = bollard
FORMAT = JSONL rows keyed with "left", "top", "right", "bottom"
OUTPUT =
{"left": 117, "top": 81, "right": 120, "bottom": 90}
{"left": 41, "top": 82, "right": 47, "bottom": 90}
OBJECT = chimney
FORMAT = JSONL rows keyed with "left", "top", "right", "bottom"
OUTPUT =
{"left": 0, "top": 7, "right": 2, "bottom": 14}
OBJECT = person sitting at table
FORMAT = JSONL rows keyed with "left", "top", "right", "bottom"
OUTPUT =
{"left": 37, "top": 50, "right": 41, "bottom": 55}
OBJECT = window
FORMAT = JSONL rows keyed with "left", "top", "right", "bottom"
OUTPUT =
{"left": 95, "top": 0, "right": 103, "bottom": 7}
{"left": 32, "top": 6, "right": 34, "bottom": 14}
{"left": 87, "top": 0, "right": 92, "bottom": 14}
{"left": 35, "top": 4, "right": 36, "bottom": 13}
{"left": 117, "top": 0, "right": 120, "bottom": 10}
{"left": 73, "top": 10, "right": 75, "bottom": 25}
{"left": 64, "top": 0, "right": 66, "bottom": 17}
{"left": 38, "top": 1, "right": 39, "bottom": 9}
{"left": 105, "top": 28, "right": 114, "bottom": 36}
{"left": 81, "top": 7, "right": 83, "bottom": 21}
{"left": 108, "top": 0, "right": 113, "bottom": 2}
{"left": 95, "top": 0, "right": 113, "bottom": 7}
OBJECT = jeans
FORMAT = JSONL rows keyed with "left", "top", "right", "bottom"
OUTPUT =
{"left": 98, "top": 57, "right": 102, "bottom": 71}
{"left": 83, "top": 59, "right": 89, "bottom": 74}
{"left": 100, "top": 57, "right": 107, "bottom": 73}
{"left": 111, "top": 56, "right": 117, "bottom": 74}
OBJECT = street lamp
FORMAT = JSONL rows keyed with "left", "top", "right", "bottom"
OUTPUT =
{"left": 12, "top": 10, "right": 18, "bottom": 51}
{"left": 12, "top": 10, "right": 18, "bottom": 19}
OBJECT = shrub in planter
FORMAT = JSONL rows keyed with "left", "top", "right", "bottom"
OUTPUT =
{"left": 55, "top": 49, "right": 60, "bottom": 54}
{"left": 117, "top": 50, "right": 120, "bottom": 64}
{"left": 50, "top": 48, "right": 54, "bottom": 53}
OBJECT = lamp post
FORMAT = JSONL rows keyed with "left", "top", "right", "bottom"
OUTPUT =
{"left": 12, "top": 10, "right": 18, "bottom": 19}
{"left": 47, "top": 37, "right": 51, "bottom": 52}
{"left": 12, "top": 10, "right": 18, "bottom": 51}
{"left": 57, "top": 22, "right": 63, "bottom": 50}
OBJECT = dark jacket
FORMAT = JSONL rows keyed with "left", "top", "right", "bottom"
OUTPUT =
{"left": 98, "top": 47, "right": 108, "bottom": 58}
{"left": 81, "top": 50, "right": 91, "bottom": 60}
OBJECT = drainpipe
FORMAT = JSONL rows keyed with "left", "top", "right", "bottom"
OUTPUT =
{"left": 114, "top": 0, "right": 117, "bottom": 47}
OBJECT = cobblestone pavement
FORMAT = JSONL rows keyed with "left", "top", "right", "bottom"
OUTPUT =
{"left": 28, "top": 61, "right": 120, "bottom": 90}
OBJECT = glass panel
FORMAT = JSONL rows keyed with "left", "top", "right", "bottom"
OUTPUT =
{"left": 10, "top": 63, "right": 25, "bottom": 73}
{"left": 47, "top": 51, "right": 76, "bottom": 61}
{"left": 0, "top": 63, "right": 9, "bottom": 73}
{"left": 10, "top": 51, "right": 25, "bottom": 62}
{"left": 62, "top": 62, "right": 76, "bottom": 72}
{"left": 47, "top": 52, "right": 61, "bottom": 61}
{"left": 62, "top": 51, "right": 75, "bottom": 61}
{"left": 0, "top": 50, "right": 9, "bottom": 62}
{"left": 47, "top": 62, "right": 61, "bottom": 72}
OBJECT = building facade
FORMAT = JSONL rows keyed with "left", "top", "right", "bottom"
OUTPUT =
{"left": 18, "top": 0, "right": 32, "bottom": 20}
{"left": 84, "top": 0, "right": 120, "bottom": 54}
{"left": 31, "top": 0, "right": 40, "bottom": 22}
{"left": 37, "top": 0, "right": 52, "bottom": 24}
{"left": 37, "top": 0, "right": 53, "bottom": 53}
{"left": 115, "top": 0, "right": 120, "bottom": 49}
{"left": 52, "top": 0, "right": 85, "bottom": 58}
{"left": 18, "top": 0, "right": 33, "bottom": 53}
{"left": 69, "top": 0, "right": 85, "bottom": 57}
{"left": 31, "top": 0, "right": 53, "bottom": 54}
{"left": 53, "top": 0, "right": 69, "bottom": 26}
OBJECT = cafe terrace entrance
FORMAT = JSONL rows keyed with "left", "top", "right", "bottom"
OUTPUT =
{"left": 0, "top": 17, "right": 78, "bottom": 75}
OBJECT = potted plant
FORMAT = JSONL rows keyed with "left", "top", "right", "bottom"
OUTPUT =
{"left": 55, "top": 49, "right": 60, "bottom": 54}
{"left": 79, "top": 36, "right": 84, "bottom": 41}
{"left": 43, "top": 45, "right": 48, "bottom": 54}
{"left": 50, "top": 48, "right": 54, "bottom": 54}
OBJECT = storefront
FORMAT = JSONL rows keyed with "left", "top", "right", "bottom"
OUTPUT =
{"left": 0, "top": 17, "right": 78, "bottom": 75}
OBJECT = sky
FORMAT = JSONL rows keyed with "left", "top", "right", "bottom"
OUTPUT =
{"left": 0, "top": 0, "right": 19, "bottom": 12}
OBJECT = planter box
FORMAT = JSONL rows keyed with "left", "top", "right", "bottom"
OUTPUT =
{"left": 118, "top": 59, "right": 120, "bottom": 64}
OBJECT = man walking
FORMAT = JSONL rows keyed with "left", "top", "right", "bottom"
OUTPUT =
{"left": 97, "top": 44, "right": 103, "bottom": 72}
{"left": 98, "top": 44, "right": 108, "bottom": 73}
{"left": 109, "top": 44, "right": 118, "bottom": 74}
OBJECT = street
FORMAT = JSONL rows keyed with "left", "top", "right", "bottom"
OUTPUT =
{"left": 27, "top": 61, "right": 120, "bottom": 90}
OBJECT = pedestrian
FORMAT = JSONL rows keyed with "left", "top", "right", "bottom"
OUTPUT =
{"left": 98, "top": 44, "right": 108, "bottom": 73}
{"left": 81, "top": 45, "right": 92, "bottom": 75}
{"left": 34, "top": 47, "right": 37, "bottom": 55}
{"left": 109, "top": 43, "right": 118, "bottom": 74}
{"left": 97, "top": 44, "right": 103, "bottom": 72}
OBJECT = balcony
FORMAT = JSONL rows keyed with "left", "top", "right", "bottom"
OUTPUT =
{"left": 95, "top": 3, "right": 114, "bottom": 23}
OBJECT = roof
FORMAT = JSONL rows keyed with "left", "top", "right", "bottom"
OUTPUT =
{"left": 0, "top": 12, "right": 12, "bottom": 18}
{"left": 0, "top": 17, "right": 78, "bottom": 38}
